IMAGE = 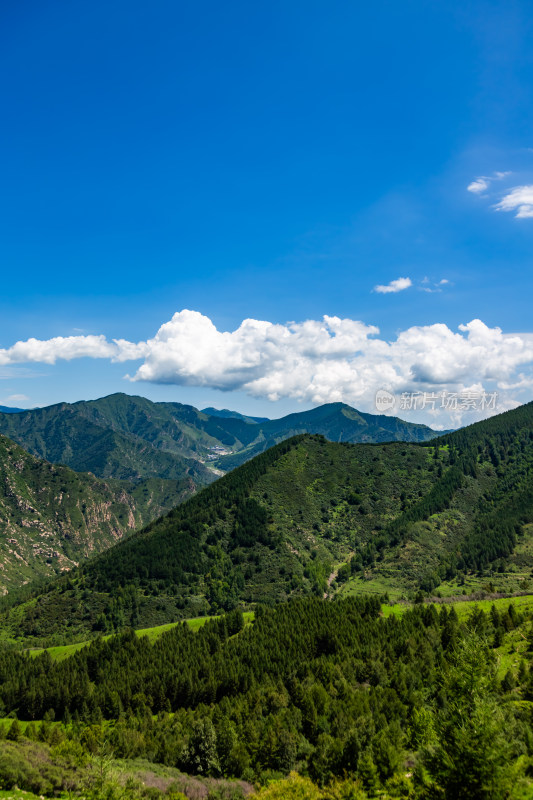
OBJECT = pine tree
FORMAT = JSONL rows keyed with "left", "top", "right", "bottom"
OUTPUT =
{"left": 423, "top": 632, "right": 522, "bottom": 799}
{"left": 6, "top": 717, "right": 21, "bottom": 741}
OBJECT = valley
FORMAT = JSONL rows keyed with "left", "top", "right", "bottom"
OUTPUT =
{"left": 2, "top": 397, "right": 533, "bottom": 798}
{"left": 2, "top": 399, "right": 531, "bottom": 644}
{"left": 0, "top": 393, "right": 443, "bottom": 481}
{"left": 0, "top": 394, "right": 445, "bottom": 603}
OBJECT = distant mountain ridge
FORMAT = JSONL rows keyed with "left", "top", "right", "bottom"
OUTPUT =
{"left": 0, "top": 395, "right": 218, "bottom": 484}
{"left": 201, "top": 407, "right": 270, "bottom": 424}
{"left": 0, "top": 394, "right": 444, "bottom": 488}
{"left": 0, "top": 405, "right": 25, "bottom": 413}
{"left": 212, "top": 401, "right": 449, "bottom": 470}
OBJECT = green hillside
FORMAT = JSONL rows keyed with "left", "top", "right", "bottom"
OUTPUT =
{"left": 3, "top": 404, "right": 533, "bottom": 797}
{"left": 3, "top": 401, "right": 533, "bottom": 643}
{"left": 1, "top": 598, "right": 533, "bottom": 798}
{"left": 85, "top": 400, "right": 533, "bottom": 609}
{"left": 0, "top": 433, "right": 198, "bottom": 592}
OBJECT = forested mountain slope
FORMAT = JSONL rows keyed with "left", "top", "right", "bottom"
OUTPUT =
{"left": 0, "top": 433, "right": 197, "bottom": 592}
{"left": 0, "top": 434, "right": 433, "bottom": 638}
{"left": 3, "top": 401, "right": 533, "bottom": 643}
{"left": 1, "top": 598, "right": 531, "bottom": 798}
{"left": 0, "top": 395, "right": 217, "bottom": 484}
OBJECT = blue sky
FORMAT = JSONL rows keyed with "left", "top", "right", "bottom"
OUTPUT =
{"left": 2, "top": 1, "right": 533, "bottom": 426}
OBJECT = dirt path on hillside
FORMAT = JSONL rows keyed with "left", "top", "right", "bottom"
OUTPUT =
{"left": 324, "top": 569, "right": 338, "bottom": 599}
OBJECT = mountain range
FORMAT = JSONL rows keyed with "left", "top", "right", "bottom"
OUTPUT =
{"left": 0, "top": 392, "right": 443, "bottom": 482}
{"left": 211, "top": 400, "right": 451, "bottom": 471}
{"left": 2, "top": 400, "right": 532, "bottom": 643}
{"left": 0, "top": 393, "right": 444, "bottom": 601}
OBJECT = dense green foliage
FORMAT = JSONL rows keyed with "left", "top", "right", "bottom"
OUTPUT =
{"left": 345, "top": 401, "right": 533, "bottom": 595}
{"left": 0, "top": 598, "right": 532, "bottom": 798}
{"left": 439, "top": 405, "right": 533, "bottom": 575}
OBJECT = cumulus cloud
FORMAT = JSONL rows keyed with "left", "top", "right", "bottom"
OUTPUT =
{"left": 129, "top": 311, "right": 382, "bottom": 395}
{"left": 0, "top": 335, "right": 118, "bottom": 366}
{"left": 2, "top": 311, "right": 533, "bottom": 425}
{"left": 0, "top": 334, "right": 148, "bottom": 366}
{"left": 494, "top": 185, "right": 533, "bottom": 218}
{"left": 373, "top": 277, "right": 412, "bottom": 294}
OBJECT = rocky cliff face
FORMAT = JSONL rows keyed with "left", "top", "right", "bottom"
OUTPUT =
{"left": 0, "top": 433, "right": 196, "bottom": 592}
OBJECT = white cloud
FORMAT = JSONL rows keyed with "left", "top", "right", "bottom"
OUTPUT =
{"left": 0, "top": 335, "right": 118, "bottom": 366}
{"left": 467, "top": 171, "right": 511, "bottom": 195}
{"left": 373, "top": 277, "right": 412, "bottom": 294}
{"left": 2, "top": 311, "right": 533, "bottom": 426}
{"left": 467, "top": 178, "right": 490, "bottom": 194}
{"left": 494, "top": 185, "right": 533, "bottom": 218}
{"left": 128, "top": 311, "right": 382, "bottom": 393}
{"left": 466, "top": 171, "right": 533, "bottom": 219}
